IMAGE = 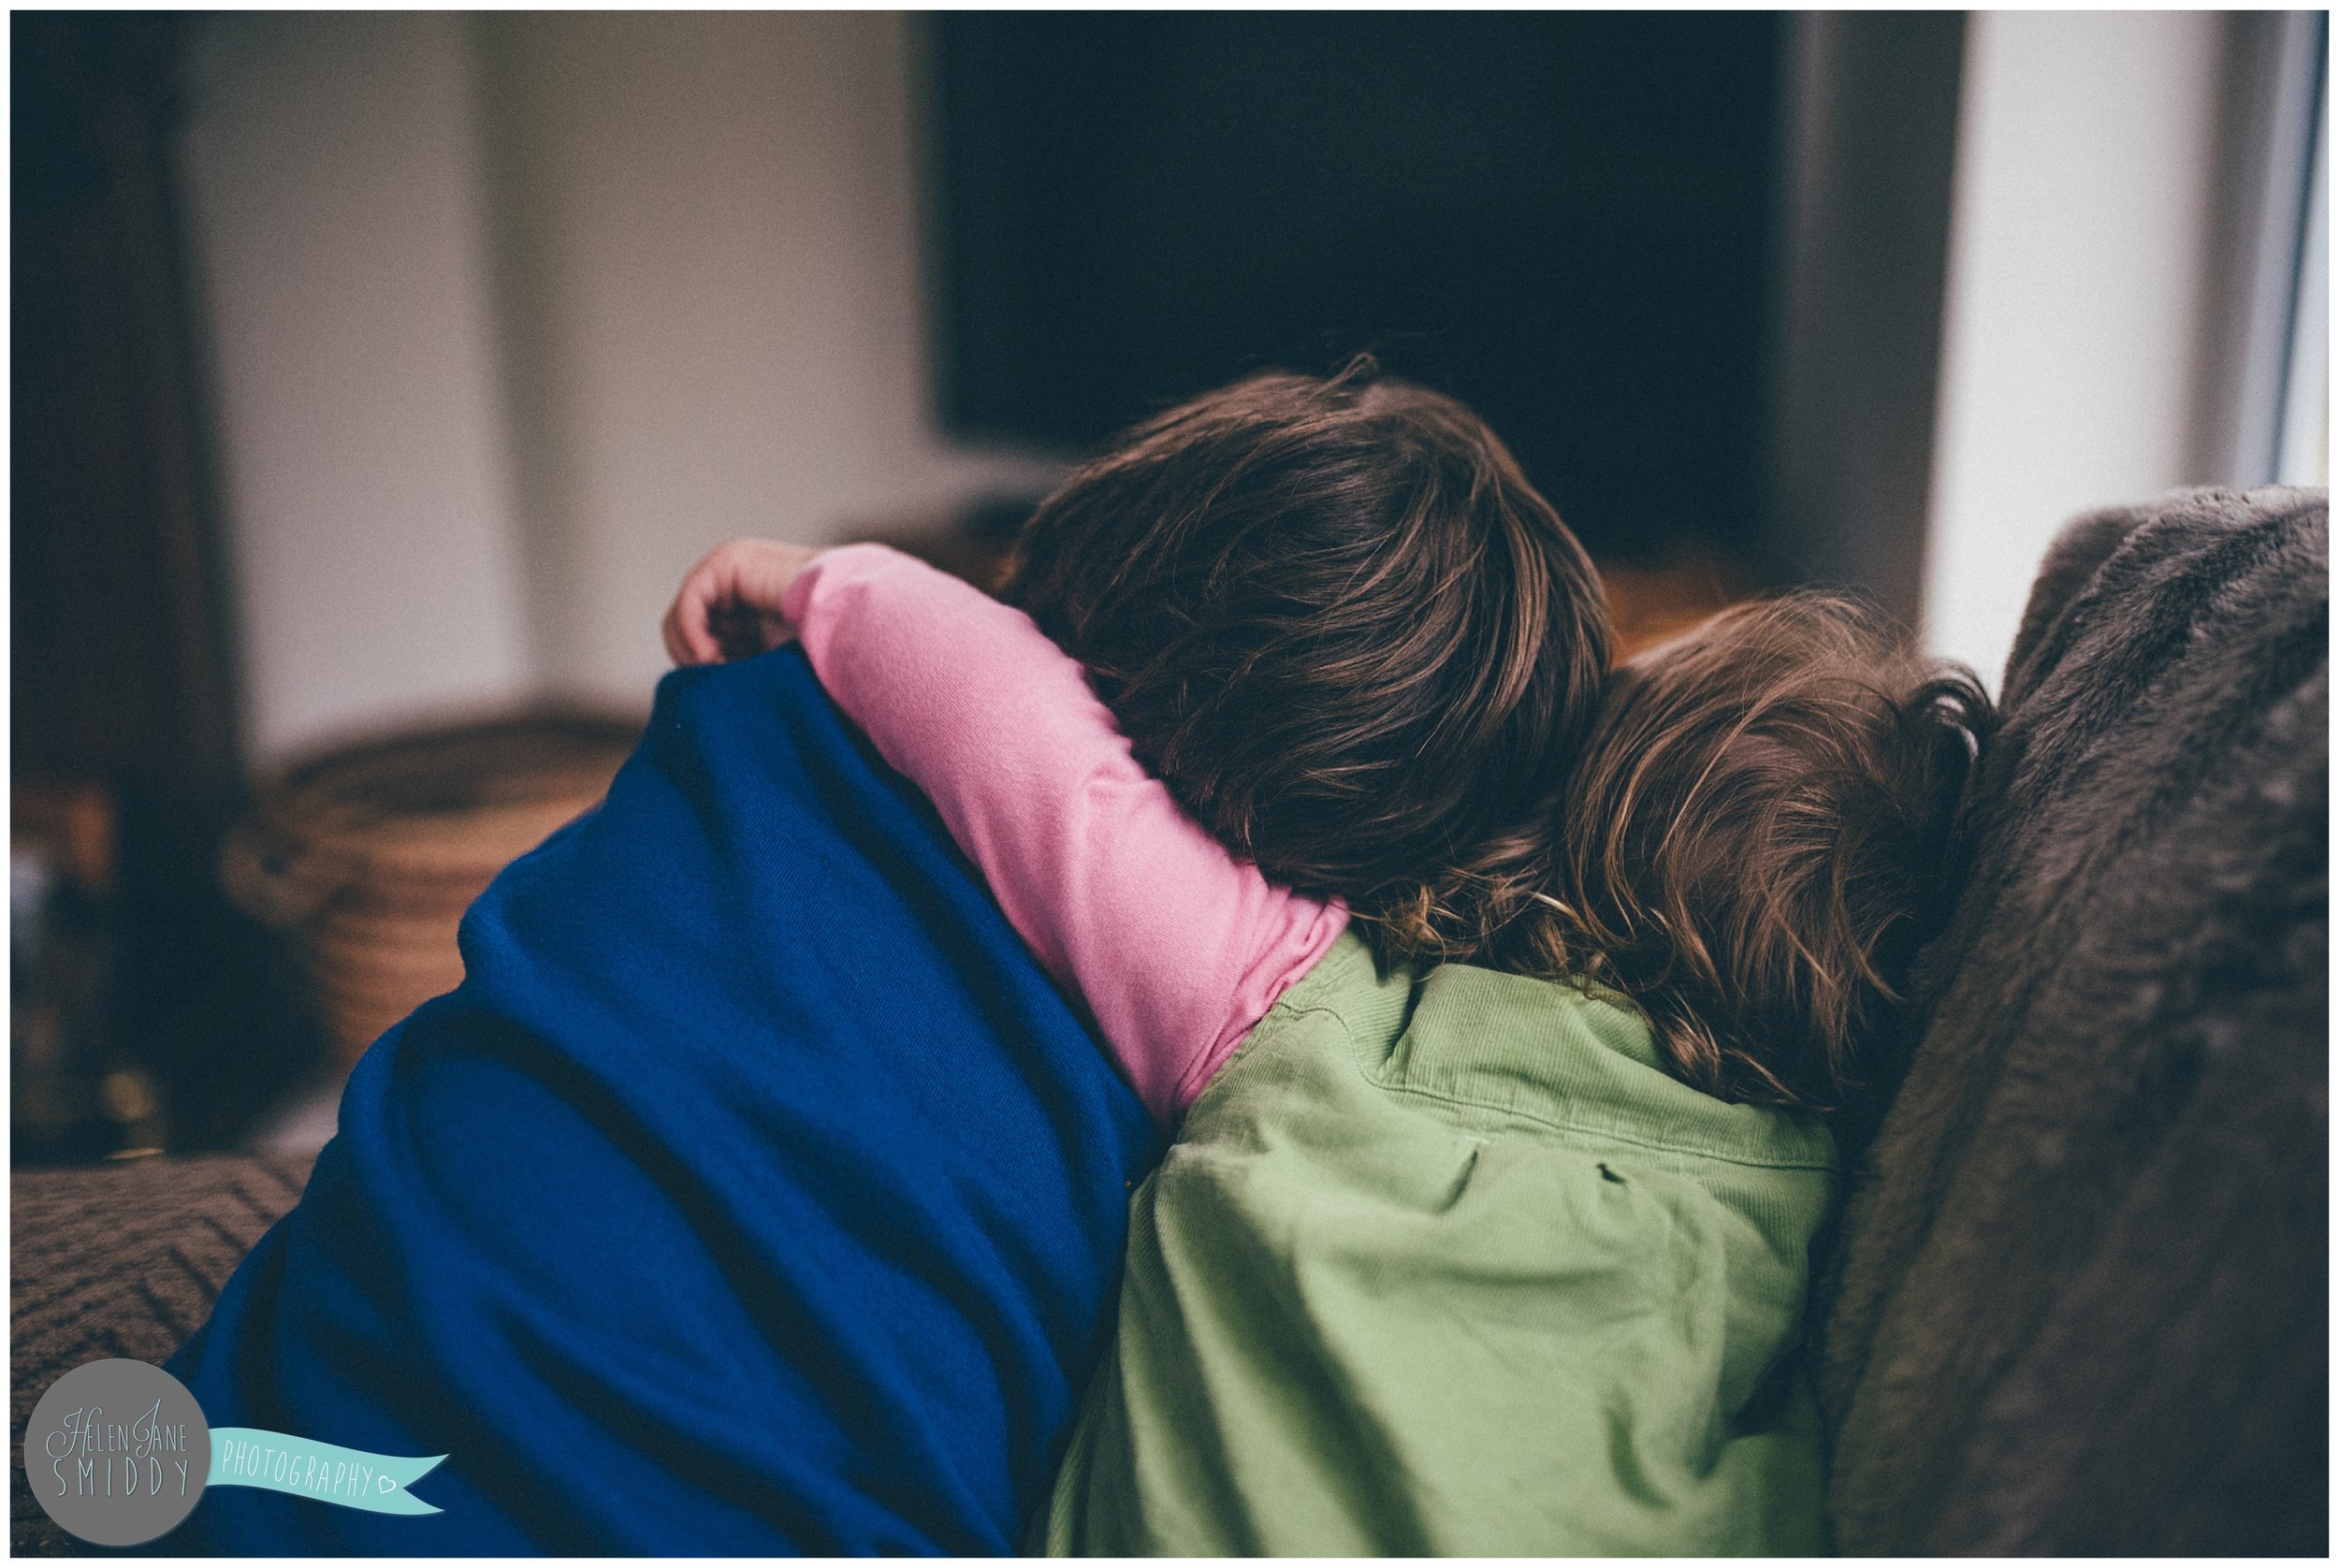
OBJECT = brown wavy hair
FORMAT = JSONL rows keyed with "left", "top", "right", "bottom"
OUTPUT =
{"left": 1453, "top": 594, "right": 1994, "bottom": 1112}
{"left": 1001, "top": 361, "right": 1611, "bottom": 947}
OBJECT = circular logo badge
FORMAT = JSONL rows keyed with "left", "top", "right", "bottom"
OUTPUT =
{"left": 22, "top": 1359, "right": 211, "bottom": 1546}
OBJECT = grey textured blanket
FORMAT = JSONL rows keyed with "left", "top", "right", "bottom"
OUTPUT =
{"left": 1815, "top": 486, "right": 2328, "bottom": 1554}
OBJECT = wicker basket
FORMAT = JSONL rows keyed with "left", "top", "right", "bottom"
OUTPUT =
{"left": 221, "top": 710, "right": 643, "bottom": 1072}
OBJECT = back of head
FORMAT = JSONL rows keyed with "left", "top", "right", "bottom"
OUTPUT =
{"left": 1506, "top": 594, "right": 1994, "bottom": 1114}
{"left": 1002, "top": 361, "right": 1611, "bottom": 946}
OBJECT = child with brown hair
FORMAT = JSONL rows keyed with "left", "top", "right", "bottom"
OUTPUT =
{"left": 668, "top": 363, "right": 1612, "bottom": 1120}
{"left": 670, "top": 367, "right": 1989, "bottom": 1552}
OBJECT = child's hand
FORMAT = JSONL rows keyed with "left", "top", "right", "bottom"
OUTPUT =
{"left": 664, "top": 540, "right": 825, "bottom": 665}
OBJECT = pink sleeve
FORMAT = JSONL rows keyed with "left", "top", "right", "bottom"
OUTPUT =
{"left": 782, "top": 544, "right": 1346, "bottom": 1125}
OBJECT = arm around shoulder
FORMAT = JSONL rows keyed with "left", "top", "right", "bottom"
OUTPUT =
{"left": 784, "top": 544, "right": 1346, "bottom": 1123}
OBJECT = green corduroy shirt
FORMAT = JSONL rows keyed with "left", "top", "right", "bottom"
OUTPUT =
{"left": 1045, "top": 931, "right": 1837, "bottom": 1556}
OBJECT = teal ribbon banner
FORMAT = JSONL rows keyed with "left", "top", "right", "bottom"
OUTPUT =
{"left": 207, "top": 1428, "right": 445, "bottom": 1516}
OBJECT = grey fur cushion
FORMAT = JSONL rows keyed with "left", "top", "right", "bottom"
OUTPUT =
{"left": 1816, "top": 486, "right": 2328, "bottom": 1554}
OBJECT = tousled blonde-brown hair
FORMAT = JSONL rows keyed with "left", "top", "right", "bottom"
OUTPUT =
{"left": 1419, "top": 594, "right": 1994, "bottom": 1112}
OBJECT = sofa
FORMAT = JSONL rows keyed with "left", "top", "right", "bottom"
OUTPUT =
{"left": 1813, "top": 484, "right": 2326, "bottom": 1554}
{"left": 11, "top": 486, "right": 2326, "bottom": 1554}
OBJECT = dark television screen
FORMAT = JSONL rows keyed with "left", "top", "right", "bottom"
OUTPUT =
{"left": 924, "top": 13, "right": 1785, "bottom": 561}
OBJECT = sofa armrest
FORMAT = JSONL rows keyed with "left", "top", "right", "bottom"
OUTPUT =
{"left": 11, "top": 1153, "right": 313, "bottom": 1555}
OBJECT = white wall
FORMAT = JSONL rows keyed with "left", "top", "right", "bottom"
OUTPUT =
{"left": 181, "top": 13, "right": 1056, "bottom": 751}
{"left": 473, "top": 12, "right": 1056, "bottom": 705}
{"left": 178, "top": 13, "right": 534, "bottom": 763}
{"left": 1921, "top": 12, "right": 2228, "bottom": 686}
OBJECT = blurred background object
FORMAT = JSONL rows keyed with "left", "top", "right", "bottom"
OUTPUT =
{"left": 928, "top": 12, "right": 1785, "bottom": 568}
{"left": 14, "top": 12, "right": 303, "bottom": 1164}
{"left": 220, "top": 711, "right": 639, "bottom": 1077}
{"left": 12, "top": 781, "right": 129, "bottom": 1165}
{"left": 11, "top": 10, "right": 2328, "bottom": 1161}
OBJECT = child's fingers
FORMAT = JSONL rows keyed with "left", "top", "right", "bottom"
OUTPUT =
{"left": 662, "top": 598, "right": 704, "bottom": 666}
{"left": 666, "top": 540, "right": 820, "bottom": 665}
{"left": 709, "top": 601, "right": 763, "bottom": 662}
{"left": 664, "top": 560, "right": 730, "bottom": 665}
{"left": 664, "top": 586, "right": 704, "bottom": 665}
